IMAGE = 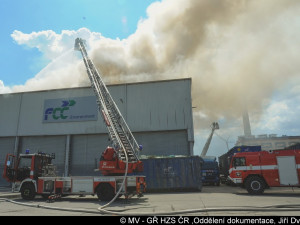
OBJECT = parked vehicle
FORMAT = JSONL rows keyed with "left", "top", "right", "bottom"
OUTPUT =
{"left": 218, "top": 146, "right": 261, "bottom": 185}
{"left": 3, "top": 152, "right": 145, "bottom": 201}
{"left": 228, "top": 149, "right": 300, "bottom": 194}
{"left": 201, "top": 156, "right": 220, "bottom": 186}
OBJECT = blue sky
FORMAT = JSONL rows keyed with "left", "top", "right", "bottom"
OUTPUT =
{"left": 0, "top": 0, "right": 154, "bottom": 86}
{"left": 1, "top": 0, "right": 300, "bottom": 157}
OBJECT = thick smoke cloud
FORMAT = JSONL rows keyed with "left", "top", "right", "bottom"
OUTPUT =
{"left": 3, "top": 0, "right": 300, "bottom": 134}
{"left": 90, "top": 0, "right": 300, "bottom": 128}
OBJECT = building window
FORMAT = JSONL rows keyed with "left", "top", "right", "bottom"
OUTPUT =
{"left": 275, "top": 142, "right": 286, "bottom": 149}
{"left": 261, "top": 143, "right": 272, "bottom": 150}
{"left": 288, "top": 142, "right": 298, "bottom": 146}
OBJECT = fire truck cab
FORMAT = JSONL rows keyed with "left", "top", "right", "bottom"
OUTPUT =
{"left": 228, "top": 149, "right": 300, "bottom": 194}
{"left": 3, "top": 151, "right": 146, "bottom": 201}
{"left": 3, "top": 152, "right": 57, "bottom": 199}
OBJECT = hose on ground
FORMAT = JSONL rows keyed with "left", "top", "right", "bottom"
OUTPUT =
{"left": 1, "top": 197, "right": 300, "bottom": 215}
{"left": 97, "top": 145, "right": 130, "bottom": 214}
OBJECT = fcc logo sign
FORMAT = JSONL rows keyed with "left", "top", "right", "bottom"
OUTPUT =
{"left": 43, "top": 96, "right": 98, "bottom": 123}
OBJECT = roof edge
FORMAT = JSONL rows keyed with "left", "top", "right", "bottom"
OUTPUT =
{"left": 0, "top": 77, "right": 192, "bottom": 96}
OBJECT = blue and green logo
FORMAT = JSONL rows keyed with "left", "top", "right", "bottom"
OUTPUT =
{"left": 44, "top": 100, "right": 76, "bottom": 120}
{"left": 43, "top": 96, "right": 97, "bottom": 123}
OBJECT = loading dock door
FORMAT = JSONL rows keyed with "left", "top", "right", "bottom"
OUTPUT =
{"left": 277, "top": 156, "right": 299, "bottom": 185}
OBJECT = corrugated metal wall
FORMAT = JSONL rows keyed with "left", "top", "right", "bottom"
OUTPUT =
{"left": 0, "top": 79, "right": 193, "bottom": 138}
{"left": 0, "top": 137, "right": 15, "bottom": 186}
{"left": 19, "top": 136, "right": 66, "bottom": 176}
{"left": 134, "top": 130, "right": 189, "bottom": 156}
{"left": 69, "top": 131, "right": 189, "bottom": 176}
{"left": 70, "top": 134, "right": 109, "bottom": 176}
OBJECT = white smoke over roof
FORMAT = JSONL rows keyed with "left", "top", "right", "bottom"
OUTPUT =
{"left": 0, "top": 80, "right": 11, "bottom": 94}
{"left": 2, "top": 0, "right": 300, "bottom": 137}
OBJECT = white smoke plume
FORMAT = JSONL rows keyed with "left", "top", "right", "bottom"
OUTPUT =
{"left": 4, "top": 0, "right": 300, "bottom": 133}
{"left": 0, "top": 80, "right": 11, "bottom": 94}
{"left": 90, "top": 0, "right": 300, "bottom": 128}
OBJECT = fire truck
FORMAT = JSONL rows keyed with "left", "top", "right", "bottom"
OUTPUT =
{"left": 2, "top": 38, "right": 146, "bottom": 201}
{"left": 228, "top": 149, "right": 300, "bottom": 194}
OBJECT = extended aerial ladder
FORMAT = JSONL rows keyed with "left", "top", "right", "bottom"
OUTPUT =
{"left": 74, "top": 38, "right": 143, "bottom": 175}
{"left": 200, "top": 122, "right": 219, "bottom": 157}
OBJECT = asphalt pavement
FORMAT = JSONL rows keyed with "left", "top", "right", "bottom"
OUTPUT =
{"left": 1, "top": 184, "right": 300, "bottom": 216}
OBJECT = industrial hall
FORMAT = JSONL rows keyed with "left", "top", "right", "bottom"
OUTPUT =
{"left": 0, "top": 78, "right": 194, "bottom": 186}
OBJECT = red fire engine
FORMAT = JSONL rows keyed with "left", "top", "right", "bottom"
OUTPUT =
{"left": 3, "top": 152, "right": 145, "bottom": 201}
{"left": 228, "top": 149, "right": 300, "bottom": 194}
{"left": 2, "top": 38, "right": 146, "bottom": 201}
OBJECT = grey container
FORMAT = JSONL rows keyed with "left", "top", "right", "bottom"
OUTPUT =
{"left": 134, "top": 156, "right": 202, "bottom": 192}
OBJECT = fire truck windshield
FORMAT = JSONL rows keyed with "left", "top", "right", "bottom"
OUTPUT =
{"left": 233, "top": 157, "right": 246, "bottom": 168}
{"left": 19, "top": 156, "right": 32, "bottom": 168}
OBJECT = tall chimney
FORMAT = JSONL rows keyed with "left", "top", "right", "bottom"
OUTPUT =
{"left": 243, "top": 108, "right": 252, "bottom": 137}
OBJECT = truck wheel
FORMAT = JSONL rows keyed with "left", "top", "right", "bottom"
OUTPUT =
{"left": 21, "top": 183, "right": 36, "bottom": 200}
{"left": 245, "top": 176, "right": 265, "bottom": 195}
{"left": 96, "top": 183, "right": 115, "bottom": 201}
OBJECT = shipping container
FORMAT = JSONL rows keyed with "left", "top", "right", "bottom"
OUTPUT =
{"left": 134, "top": 156, "right": 202, "bottom": 192}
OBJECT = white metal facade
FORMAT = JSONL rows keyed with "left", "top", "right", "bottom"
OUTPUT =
{"left": 0, "top": 78, "right": 194, "bottom": 185}
{"left": 236, "top": 135, "right": 300, "bottom": 151}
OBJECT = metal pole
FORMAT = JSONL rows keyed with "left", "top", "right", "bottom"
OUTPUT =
{"left": 64, "top": 135, "right": 71, "bottom": 177}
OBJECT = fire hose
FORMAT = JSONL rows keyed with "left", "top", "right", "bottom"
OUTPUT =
{"left": 1, "top": 196, "right": 300, "bottom": 215}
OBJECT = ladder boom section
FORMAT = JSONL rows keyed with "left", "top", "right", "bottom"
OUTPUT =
{"left": 75, "top": 38, "right": 140, "bottom": 163}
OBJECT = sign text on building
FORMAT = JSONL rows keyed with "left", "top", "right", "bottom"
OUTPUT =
{"left": 43, "top": 96, "right": 98, "bottom": 123}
